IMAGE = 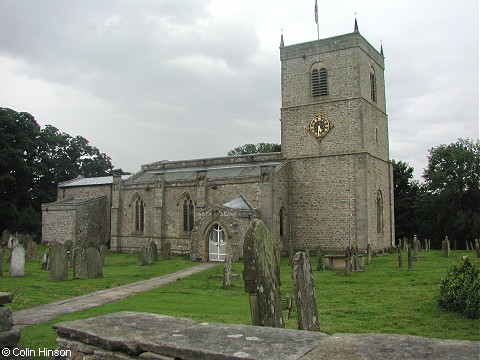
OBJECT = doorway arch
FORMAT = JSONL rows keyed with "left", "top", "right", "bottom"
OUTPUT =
{"left": 208, "top": 223, "right": 226, "bottom": 262}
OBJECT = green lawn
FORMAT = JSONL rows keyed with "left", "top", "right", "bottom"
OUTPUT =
{"left": 1, "top": 246, "right": 196, "bottom": 311}
{"left": 7, "top": 249, "right": 480, "bottom": 355}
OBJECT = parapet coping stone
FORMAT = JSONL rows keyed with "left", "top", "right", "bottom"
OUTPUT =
{"left": 52, "top": 311, "right": 480, "bottom": 360}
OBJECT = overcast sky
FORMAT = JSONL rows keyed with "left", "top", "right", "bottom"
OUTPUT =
{"left": 0, "top": 0, "right": 478, "bottom": 180}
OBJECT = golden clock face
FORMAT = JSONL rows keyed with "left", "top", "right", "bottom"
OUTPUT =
{"left": 307, "top": 114, "right": 333, "bottom": 139}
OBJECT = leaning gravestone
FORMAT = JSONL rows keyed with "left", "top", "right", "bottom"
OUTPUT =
{"left": 397, "top": 245, "right": 403, "bottom": 268}
{"left": 73, "top": 246, "right": 88, "bottom": 279}
{"left": 292, "top": 251, "right": 320, "bottom": 331}
{"left": 162, "top": 241, "right": 171, "bottom": 260}
{"left": 50, "top": 243, "right": 68, "bottom": 281}
{"left": 86, "top": 247, "right": 103, "bottom": 278}
{"left": 243, "top": 219, "right": 283, "bottom": 328}
{"left": 9, "top": 244, "right": 25, "bottom": 277}
{"left": 26, "top": 241, "right": 38, "bottom": 261}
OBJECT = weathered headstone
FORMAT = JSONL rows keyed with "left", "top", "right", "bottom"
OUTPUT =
{"left": 146, "top": 245, "right": 155, "bottom": 264}
{"left": 50, "top": 243, "right": 68, "bottom": 281}
{"left": 1, "top": 230, "right": 9, "bottom": 247}
{"left": 353, "top": 245, "right": 360, "bottom": 272}
{"left": 367, "top": 243, "right": 372, "bottom": 264}
{"left": 9, "top": 244, "right": 25, "bottom": 277}
{"left": 139, "top": 246, "right": 148, "bottom": 266}
{"left": 86, "top": 247, "right": 103, "bottom": 278}
{"left": 73, "top": 246, "right": 88, "bottom": 279}
{"left": 476, "top": 239, "right": 480, "bottom": 259}
{"left": 26, "top": 241, "right": 38, "bottom": 261}
{"left": 316, "top": 247, "right": 323, "bottom": 271}
{"left": 413, "top": 235, "right": 420, "bottom": 261}
{"left": 292, "top": 251, "right": 320, "bottom": 331}
{"left": 223, "top": 254, "right": 232, "bottom": 288}
{"left": 150, "top": 241, "right": 158, "bottom": 261}
{"left": 397, "top": 245, "right": 403, "bottom": 268}
{"left": 407, "top": 244, "right": 413, "bottom": 272}
{"left": 243, "top": 219, "right": 283, "bottom": 328}
{"left": 0, "top": 247, "right": 3, "bottom": 276}
{"left": 41, "top": 251, "right": 49, "bottom": 270}
{"left": 99, "top": 245, "right": 108, "bottom": 266}
{"left": 344, "top": 246, "right": 351, "bottom": 275}
{"left": 162, "top": 241, "right": 171, "bottom": 260}
{"left": 445, "top": 236, "right": 451, "bottom": 258}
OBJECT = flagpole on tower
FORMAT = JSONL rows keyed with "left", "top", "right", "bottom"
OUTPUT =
{"left": 314, "top": 0, "right": 319, "bottom": 40}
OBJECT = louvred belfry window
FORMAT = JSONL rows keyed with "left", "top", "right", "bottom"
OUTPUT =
{"left": 312, "top": 67, "right": 328, "bottom": 97}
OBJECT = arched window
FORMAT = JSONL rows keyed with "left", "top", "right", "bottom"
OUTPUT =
{"left": 376, "top": 190, "right": 383, "bottom": 234}
{"left": 370, "top": 67, "right": 377, "bottom": 102}
{"left": 182, "top": 196, "right": 195, "bottom": 232}
{"left": 279, "top": 207, "right": 286, "bottom": 237}
{"left": 311, "top": 66, "right": 328, "bottom": 97}
{"left": 133, "top": 195, "right": 145, "bottom": 233}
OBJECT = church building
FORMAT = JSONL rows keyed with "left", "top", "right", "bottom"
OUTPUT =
{"left": 42, "top": 22, "right": 395, "bottom": 261}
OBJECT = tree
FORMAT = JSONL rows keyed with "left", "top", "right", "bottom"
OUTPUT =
{"left": 227, "top": 143, "right": 281, "bottom": 156}
{"left": 0, "top": 107, "right": 121, "bottom": 237}
{"left": 422, "top": 138, "right": 480, "bottom": 246}
{"left": 391, "top": 160, "right": 420, "bottom": 242}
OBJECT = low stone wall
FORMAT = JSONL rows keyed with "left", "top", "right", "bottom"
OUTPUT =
{"left": 52, "top": 311, "right": 479, "bottom": 360}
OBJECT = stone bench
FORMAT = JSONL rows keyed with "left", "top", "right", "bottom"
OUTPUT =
{"left": 52, "top": 311, "right": 479, "bottom": 359}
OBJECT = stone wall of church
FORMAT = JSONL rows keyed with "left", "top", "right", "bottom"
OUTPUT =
{"left": 287, "top": 155, "right": 357, "bottom": 251}
{"left": 42, "top": 206, "right": 76, "bottom": 244}
{"left": 273, "top": 161, "right": 290, "bottom": 253}
{"left": 114, "top": 177, "right": 265, "bottom": 254}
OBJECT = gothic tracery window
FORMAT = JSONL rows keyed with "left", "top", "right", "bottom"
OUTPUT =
{"left": 133, "top": 195, "right": 145, "bottom": 233}
{"left": 183, "top": 196, "right": 195, "bottom": 232}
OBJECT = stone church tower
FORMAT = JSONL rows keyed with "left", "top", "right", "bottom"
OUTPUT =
{"left": 279, "top": 25, "right": 394, "bottom": 251}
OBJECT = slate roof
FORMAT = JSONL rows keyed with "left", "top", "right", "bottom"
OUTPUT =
{"left": 59, "top": 175, "right": 130, "bottom": 188}
{"left": 222, "top": 196, "right": 253, "bottom": 210}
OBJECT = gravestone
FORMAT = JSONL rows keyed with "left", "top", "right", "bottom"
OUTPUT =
{"left": 223, "top": 254, "right": 232, "bottom": 288}
{"left": 397, "top": 245, "right": 403, "bottom": 268}
{"left": 407, "top": 244, "right": 413, "bottom": 272}
{"left": 0, "top": 247, "right": 3, "bottom": 276}
{"left": 150, "top": 241, "right": 158, "bottom": 261}
{"left": 41, "top": 251, "right": 49, "bottom": 270}
{"left": 73, "top": 246, "right": 88, "bottom": 279}
{"left": 50, "top": 243, "right": 68, "bottom": 281}
{"left": 243, "top": 219, "right": 283, "bottom": 328}
{"left": 9, "top": 244, "right": 25, "bottom": 277}
{"left": 292, "top": 251, "right": 320, "bottom": 331}
{"left": 476, "top": 239, "right": 480, "bottom": 258}
{"left": 413, "top": 235, "right": 420, "bottom": 261}
{"left": 316, "top": 247, "right": 323, "bottom": 271}
{"left": 162, "top": 241, "right": 171, "bottom": 260}
{"left": 445, "top": 236, "right": 451, "bottom": 258}
{"left": 344, "top": 247, "right": 352, "bottom": 275}
{"left": 139, "top": 246, "right": 148, "bottom": 266}
{"left": 26, "top": 241, "right": 38, "bottom": 261}
{"left": 146, "top": 245, "right": 154, "bottom": 264}
{"left": 86, "top": 247, "right": 103, "bottom": 278}
{"left": 99, "top": 245, "right": 108, "bottom": 266}
{"left": 367, "top": 243, "right": 372, "bottom": 264}
{"left": 1, "top": 230, "right": 9, "bottom": 247}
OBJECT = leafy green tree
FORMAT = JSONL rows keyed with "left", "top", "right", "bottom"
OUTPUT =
{"left": 422, "top": 138, "right": 480, "bottom": 246}
{"left": 227, "top": 143, "right": 281, "bottom": 156}
{"left": 0, "top": 107, "right": 122, "bottom": 236}
{"left": 391, "top": 160, "right": 420, "bottom": 242}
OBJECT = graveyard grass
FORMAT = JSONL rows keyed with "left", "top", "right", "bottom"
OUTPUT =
{"left": 12, "top": 249, "right": 480, "bottom": 352}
